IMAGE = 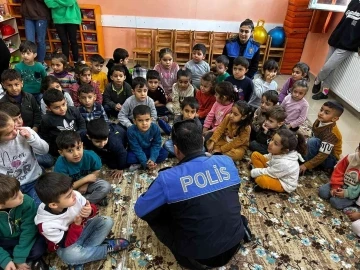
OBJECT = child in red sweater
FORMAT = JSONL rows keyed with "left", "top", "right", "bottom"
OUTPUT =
{"left": 318, "top": 144, "right": 360, "bottom": 210}
{"left": 196, "top": 72, "right": 216, "bottom": 124}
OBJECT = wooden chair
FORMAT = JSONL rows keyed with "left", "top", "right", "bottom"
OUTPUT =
{"left": 154, "top": 29, "right": 174, "bottom": 63}
{"left": 209, "top": 32, "right": 228, "bottom": 67}
{"left": 258, "top": 35, "right": 271, "bottom": 71}
{"left": 133, "top": 29, "right": 153, "bottom": 68}
{"left": 192, "top": 31, "right": 212, "bottom": 62}
{"left": 173, "top": 30, "right": 193, "bottom": 67}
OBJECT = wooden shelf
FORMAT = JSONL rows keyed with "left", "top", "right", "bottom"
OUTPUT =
{"left": 2, "top": 32, "right": 19, "bottom": 40}
{"left": 6, "top": 3, "right": 105, "bottom": 64}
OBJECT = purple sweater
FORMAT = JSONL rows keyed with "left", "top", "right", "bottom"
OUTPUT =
{"left": 281, "top": 95, "right": 309, "bottom": 128}
{"left": 279, "top": 77, "right": 295, "bottom": 103}
{"left": 154, "top": 63, "right": 180, "bottom": 96}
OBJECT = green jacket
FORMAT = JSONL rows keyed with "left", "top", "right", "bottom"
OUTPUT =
{"left": 0, "top": 195, "right": 38, "bottom": 269}
{"left": 44, "top": 0, "right": 81, "bottom": 24}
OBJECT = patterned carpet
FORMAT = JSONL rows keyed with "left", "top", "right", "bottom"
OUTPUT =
{"left": 45, "top": 121, "right": 360, "bottom": 270}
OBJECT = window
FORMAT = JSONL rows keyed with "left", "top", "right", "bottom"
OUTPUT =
{"left": 308, "top": 0, "right": 351, "bottom": 12}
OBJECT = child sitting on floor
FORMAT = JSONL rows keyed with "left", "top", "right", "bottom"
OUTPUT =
{"left": 34, "top": 172, "right": 129, "bottom": 268}
{"left": 40, "top": 75, "right": 74, "bottom": 115}
{"left": 250, "top": 129, "right": 306, "bottom": 193}
{"left": 206, "top": 100, "right": 253, "bottom": 161}
{"left": 195, "top": 72, "right": 216, "bottom": 123}
{"left": 185, "top": 43, "right": 210, "bottom": 89}
{"left": 163, "top": 97, "right": 202, "bottom": 156}
{"left": 49, "top": 53, "right": 77, "bottom": 93}
{"left": 319, "top": 143, "right": 360, "bottom": 210}
{"left": 0, "top": 174, "right": 46, "bottom": 270}
{"left": 82, "top": 118, "right": 127, "bottom": 179}
{"left": 166, "top": 69, "right": 194, "bottom": 115}
{"left": 103, "top": 65, "right": 132, "bottom": 118}
{"left": 251, "top": 90, "right": 279, "bottom": 140}
{"left": 250, "top": 105, "right": 287, "bottom": 155}
{"left": 0, "top": 111, "right": 48, "bottom": 207}
{"left": 146, "top": 70, "right": 168, "bottom": 116}
{"left": 70, "top": 64, "right": 102, "bottom": 107}
{"left": 0, "top": 69, "right": 41, "bottom": 133}
{"left": 248, "top": 59, "right": 278, "bottom": 108}
{"left": 118, "top": 77, "right": 157, "bottom": 129}
{"left": 54, "top": 131, "right": 111, "bottom": 205}
{"left": 78, "top": 84, "right": 109, "bottom": 124}
{"left": 127, "top": 105, "right": 168, "bottom": 171}
{"left": 300, "top": 101, "right": 343, "bottom": 175}
{"left": 278, "top": 62, "right": 310, "bottom": 103}
{"left": 215, "top": 55, "right": 230, "bottom": 83}
{"left": 89, "top": 54, "right": 108, "bottom": 94}
{"left": 106, "top": 48, "right": 132, "bottom": 86}
{"left": 281, "top": 80, "right": 309, "bottom": 132}
{"left": 203, "top": 81, "right": 238, "bottom": 140}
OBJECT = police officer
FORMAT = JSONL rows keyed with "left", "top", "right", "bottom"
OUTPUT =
{"left": 135, "top": 120, "right": 251, "bottom": 269}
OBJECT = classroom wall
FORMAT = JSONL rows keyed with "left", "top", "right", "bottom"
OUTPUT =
{"left": 300, "top": 12, "right": 343, "bottom": 76}
{"left": 75, "top": 0, "right": 289, "bottom": 58}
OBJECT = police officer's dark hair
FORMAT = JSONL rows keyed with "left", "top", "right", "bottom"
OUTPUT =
{"left": 172, "top": 120, "right": 203, "bottom": 155}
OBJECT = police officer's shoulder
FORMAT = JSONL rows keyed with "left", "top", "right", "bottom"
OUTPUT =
{"left": 158, "top": 166, "right": 173, "bottom": 173}
{"left": 250, "top": 38, "right": 260, "bottom": 47}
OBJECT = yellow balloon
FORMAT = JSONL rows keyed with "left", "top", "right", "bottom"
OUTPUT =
{"left": 253, "top": 19, "right": 268, "bottom": 45}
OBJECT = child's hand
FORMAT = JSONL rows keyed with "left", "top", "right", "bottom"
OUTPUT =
{"left": 212, "top": 148, "right": 221, "bottom": 154}
{"left": 202, "top": 127, "right": 209, "bottom": 134}
{"left": 17, "top": 127, "right": 31, "bottom": 139}
{"left": 115, "top": 103, "right": 121, "bottom": 111}
{"left": 262, "top": 122, "right": 269, "bottom": 133}
{"left": 346, "top": 211, "right": 360, "bottom": 221}
{"left": 299, "top": 164, "right": 307, "bottom": 175}
{"left": 147, "top": 160, "right": 157, "bottom": 170}
{"left": 286, "top": 124, "right": 292, "bottom": 129}
{"left": 111, "top": 169, "right": 123, "bottom": 179}
{"left": 78, "top": 183, "right": 88, "bottom": 195}
{"left": 74, "top": 215, "right": 83, "bottom": 225}
{"left": 166, "top": 95, "right": 172, "bottom": 102}
{"left": 207, "top": 141, "right": 214, "bottom": 153}
{"left": 330, "top": 189, "right": 337, "bottom": 197}
{"left": 16, "top": 263, "right": 30, "bottom": 270}
{"left": 334, "top": 188, "right": 345, "bottom": 198}
{"left": 4, "top": 261, "right": 17, "bottom": 270}
{"left": 32, "top": 126, "right": 39, "bottom": 133}
{"left": 87, "top": 173, "right": 97, "bottom": 183}
{"left": 80, "top": 200, "right": 92, "bottom": 218}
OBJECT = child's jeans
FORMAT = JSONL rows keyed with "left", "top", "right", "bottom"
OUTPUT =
{"left": 83, "top": 179, "right": 111, "bottom": 204}
{"left": 305, "top": 137, "right": 338, "bottom": 169}
{"left": 251, "top": 152, "right": 285, "bottom": 192}
{"left": 57, "top": 216, "right": 113, "bottom": 266}
{"left": 24, "top": 19, "right": 48, "bottom": 63}
{"left": 318, "top": 183, "right": 356, "bottom": 210}
{"left": 35, "top": 153, "right": 55, "bottom": 169}
{"left": 0, "top": 235, "right": 46, "bottom": 269}
{"left": 127, "top": 148, "right": 168, "bottom": 166}
{"left": 163, "top": 139, "right": 176, "bottom": 157}
{"left": 20, "top": 180, "right": 41, "bottom": 208}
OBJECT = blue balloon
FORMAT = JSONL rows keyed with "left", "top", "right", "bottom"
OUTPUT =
{"left": 268, "top": 27, "right": 286, "bottom": 47}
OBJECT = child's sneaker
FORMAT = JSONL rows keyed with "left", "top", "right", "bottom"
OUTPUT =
{"left": 105, "top": 238, "right": 130, "bottom": 253}
{"left": 129, "top": 164, "right": 141, "bottom": 172}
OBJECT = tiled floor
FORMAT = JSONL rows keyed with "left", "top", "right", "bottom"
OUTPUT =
{"left": 275, "top": 74, "right": 360, "bottom": 158}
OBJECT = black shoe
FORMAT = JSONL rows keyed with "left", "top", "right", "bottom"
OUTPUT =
{"left": 253, "top": 185, "right": 265, "bottom": 192}
{"left": 312, "top": 92, "right": 328, "bottom": 100}
{"left": 98, "top": 197, "right": 109, "bottom": 207}
{"left": 312, "top": 82, "right": 321, "bottom": 94}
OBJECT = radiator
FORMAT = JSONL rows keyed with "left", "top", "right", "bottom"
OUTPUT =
{"left": 331, "top": 52, "right": 360, "bottom": 112}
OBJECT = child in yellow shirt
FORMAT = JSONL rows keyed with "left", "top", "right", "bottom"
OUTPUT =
{"left": 90, "top": 54, "right": 108, "bottom": 94}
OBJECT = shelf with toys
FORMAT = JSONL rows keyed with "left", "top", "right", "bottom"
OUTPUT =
{"left": 6, "top": 2, "right": 105, "bottom": 65}
{"left": 0, "top": 13, "right": 21, "bottom": 67}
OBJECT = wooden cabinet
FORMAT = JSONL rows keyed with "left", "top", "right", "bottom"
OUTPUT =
{"left": 6, "top": 2, "right": 104, "bottom": 64}
{"left": 0, "top": 16, "right": 21, "bottom": 67}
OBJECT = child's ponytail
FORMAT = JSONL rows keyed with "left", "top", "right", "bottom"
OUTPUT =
{"left": 277, "top": 129, "right": 307, "bottom": 157}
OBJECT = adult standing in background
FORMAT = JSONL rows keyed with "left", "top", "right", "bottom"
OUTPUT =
{"left": 44, "top": 0, "right": 81, "bottom": 67}
{"left": 222, "top": 19, "right": 260, "bottom": 79}
{"left": 21, "top": 0, "right": 51, "bottom": 69}
{"left": 312, "top": 0, "right": 360, "bottom": 100}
